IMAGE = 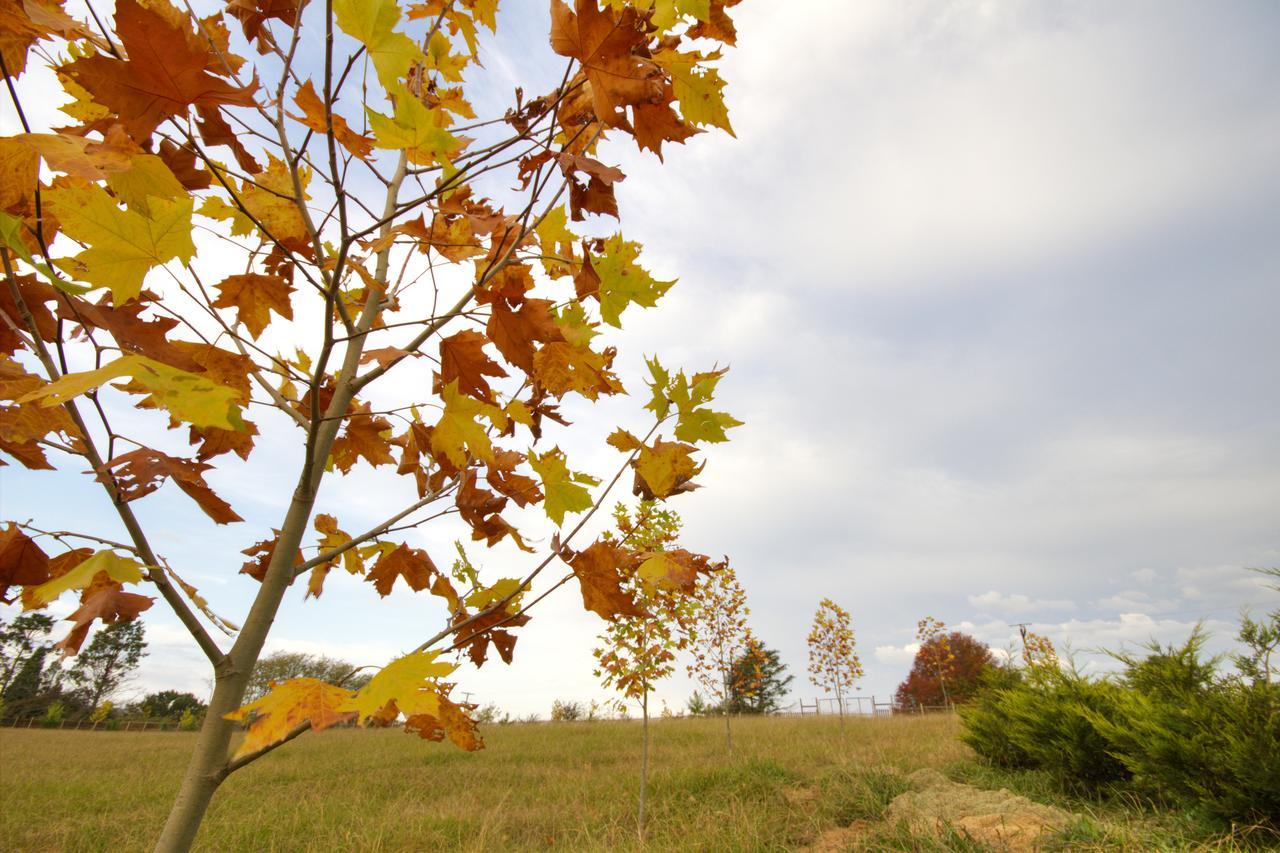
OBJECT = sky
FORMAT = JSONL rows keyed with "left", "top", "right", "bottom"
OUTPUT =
{"left": 4, "top": 0, "right": 1279, "bottom": 716}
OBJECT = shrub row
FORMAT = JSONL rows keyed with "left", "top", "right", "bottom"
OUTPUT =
{"left": 960, "top": 618, "right": 1280, "bottom": 828}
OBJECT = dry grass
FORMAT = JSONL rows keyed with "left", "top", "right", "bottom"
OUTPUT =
{"left": 1, "top": 714, "right": 965, "bottom": 851}
{"left": 0, "top": 713, "right": 1260, "bottom": 851}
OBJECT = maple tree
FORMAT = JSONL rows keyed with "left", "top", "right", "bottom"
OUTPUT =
{"left": 591, "top": 500, "right": 697, "bottom": 835}
{"left": 0, "top": 0, "right": 746, "bottom": 848}
{"left": 895, "top": 630, "right": 995, "bottom": 710}
{"left": 685, "top": 561, "right": 755, "bottom": 752}
{"left": 913, "top": 616, "right": 956, "bottom": 707}
{"left": 806, "top": 598, "right": 862, "bottom": 723}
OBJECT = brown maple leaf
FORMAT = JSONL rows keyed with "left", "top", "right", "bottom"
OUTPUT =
{"left": 549, "top": 0, "right": 663, "bottom": 128}
{"left": 62, "top": 0, "right": 257, "bottom": 143}
{"left": 227, "top": 0, "right": 308, "bottom": 49}
{"left": 405, "top": 693, "right": 484, "bottom": 751}
{"left": 435, "top": 329, "right": 508, "bottom": 402}
{"left": 366, "top": 543, "right": 438, "bottom": 597}
{"left": 102, "top": 448, "right": 243, "bottom": 524}
{"left": 569, "top": 539, "right": 647, "bottom": 619}
{"left": 633, "top": 83, "right": 699, "bottom": 160}
{"left": 330, "top": 403, "right": 395, "bottom": 473}
{"left": 486, "top": 298, "right": 564, "bottom": 374}
{"left": 56, "top": 587, "right": 154, "bottom": 655}
{"left": 0, "top": 523, "right": 50, "bottom": 603}
{"left": 290, "top": 79, "right": 373, "bottom": 160}
{"left": 239, "top": 531, "right": 303, "bottom": 581}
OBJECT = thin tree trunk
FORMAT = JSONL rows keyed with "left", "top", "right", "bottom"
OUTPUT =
{"left": 152, "top": 153, "right": 408, "bottom": 853}
{"left": 638, "top": 689, "right": 649, "bottom": 839}
{"left": 835, "top": 672, "right": 845, "bottom": 735}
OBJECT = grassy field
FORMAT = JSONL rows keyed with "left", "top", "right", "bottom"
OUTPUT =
{"left": 0, "top": 713, "right": 1260, "bottom": 851}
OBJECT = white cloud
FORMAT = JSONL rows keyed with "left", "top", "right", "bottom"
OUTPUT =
{"left": 875, "top": 643, "right": 920, "bottom": 666}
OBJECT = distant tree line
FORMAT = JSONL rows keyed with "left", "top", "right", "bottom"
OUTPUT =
{"left": 1, "top": 615, "right": 375, "bottom": 729}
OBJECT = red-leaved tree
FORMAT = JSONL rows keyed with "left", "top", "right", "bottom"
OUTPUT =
{"left": 895, "top": 630, "right": 995, "bottom": 710}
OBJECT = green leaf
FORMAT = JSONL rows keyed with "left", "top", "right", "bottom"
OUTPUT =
{"left": 366, "top": 96, "right": 462, "bottom": 167}
{"left": 529, "top": 447, "right": 598, "bottom": 526}
{"left": 591, "top": 236, "right": 675, "bottom": 328}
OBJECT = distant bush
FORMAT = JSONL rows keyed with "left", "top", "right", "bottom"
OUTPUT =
{"left": 39, "top": 700, "right": 66, "bottom": 728}
{"left": 178, "top": 709, "right": 200, "bottom": 731}
{"left": 550, "top": 699, "right": 584, "bottom": 722}
{"left": 961, "top": 606, "right": 1280, "bottom": 828}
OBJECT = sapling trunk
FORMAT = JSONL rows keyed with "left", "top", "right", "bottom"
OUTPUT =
{"left": 154, "top": 155, "right": 407, "bottom": 852}
{"left": 638, "top": 688, "right": 649, "bottom": 838}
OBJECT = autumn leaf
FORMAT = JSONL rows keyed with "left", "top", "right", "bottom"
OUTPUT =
{"left": 333, "top": 0, "right": 425, "bottom": 92}
{"left": 550, "top": 0, "right": 663, "bottom": 127}
{"left": 366, "top": 543, "right": 438, "bottom": 597}
{"left": 224, "top": 678, "right": 356, "bottom": 759}
{"left": 487, "top": 298, "right": 565, "bottom": 374}
{"left": 102, "top": 448, "right": 244, "bottom": 524}
{"left": 436, "top": 330, "right": 508, "bottom": 402}
{"left": 212, "top": 274, "right": 294, "bottom": 338}
{"left": 340, "top": 649, "right": 456, "bottom": 723}
{"left": 569, "top": 539, "right": 646, "bottom": 619}
{"left": 239, "top": 532, "right": 303, "bottom": 582}
{"left": 17, "top": 354, "right": 247, "bottom": 431}
{"left": 44, "top": 182, "right": 196, "bottom": 303}
{"left": 228, "top": 0, "right": 307, "bottom": 48}
{"left": 528, "top": 447, "right": 598, "bottom": 526}
{"left": 0, "top": 524, "right": 50, "bottom": 603}
{"left": 56, "top": 587, "right": 154, "bottom": 655}
{"left": 62, "top": 0, "right": 256, "bottom": 143}
{"left": 331, "top": 403, "right": 396, "bottom": 473}
{"left": 589, "top": 236, "right": 674, "bottom": 327}
{"left": 404, "top": 694, "right": 483, "bottom": 751}
{"left": 430, "top": 381, "right": 499, "bottom": 467}
{"left": 367, "top": 95, "right": 463, "bottom": 166}
{"left": 464, "top": 577, "right": 523, "bottom": 611}
{"left": 632, "top": 438, "right": 702, "bottom": 499}
{"left": 636, "top": 548, "right": 709, "bottom": 594}
{"left": 652, "top": 49, "right": 734, "bottom": 135}
{"left": 28, "top": 550, "right": 145, "bottom": 607}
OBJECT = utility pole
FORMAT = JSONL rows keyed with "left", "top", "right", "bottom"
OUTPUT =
{"left": 1010, "top": 623, "right": 1031, "bottom": 662}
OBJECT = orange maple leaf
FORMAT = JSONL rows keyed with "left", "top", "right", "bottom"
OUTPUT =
{"left": 569, "top": 540, "right": 647, "bottom": 619}
{"left": 211, "top": 274, "right": 294, "bottom": 339}
{"left": 550, "top": 0, "right": 663, "bottom": 128}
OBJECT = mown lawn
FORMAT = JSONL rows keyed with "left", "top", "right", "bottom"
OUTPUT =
{"left": 0, "top": 713, "right": 1261, "bottom": 851}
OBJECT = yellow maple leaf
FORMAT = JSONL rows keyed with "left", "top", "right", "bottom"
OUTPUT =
{"left": 528, "top": 447, "right": 598, "bottom": 526}
{"left": 28, "top": 550, "right": 145, "bottom": 607}
{"left": 17, "top": 354, "right": 246, "bottom": 430}
{"left": 430, "top": 380, "right": 499, "bottom": 466}
{"left": 339, "top": 650, "right": 456, "bottom": 723}
{"left": 224, "top": 678, "right": 356, "bottom": 759}
{"left": 45, "top": 182, "right": 195, "bottom": 303}
{"left": 333, "top": 0, "right": 424, "bottom": 92}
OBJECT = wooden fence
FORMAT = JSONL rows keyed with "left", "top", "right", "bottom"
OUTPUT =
{"left": 1, "top": 717, "right": 192, "bottom": 732}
